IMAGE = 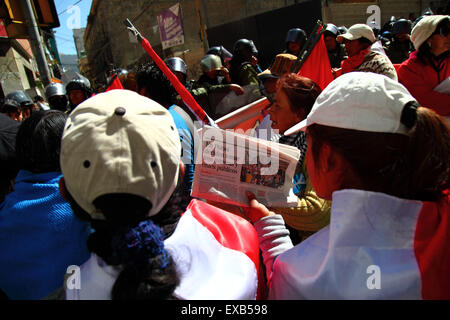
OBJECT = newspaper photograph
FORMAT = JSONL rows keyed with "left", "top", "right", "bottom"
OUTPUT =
{"left": 191, "top": 126, "right": 301, "bottom": 207}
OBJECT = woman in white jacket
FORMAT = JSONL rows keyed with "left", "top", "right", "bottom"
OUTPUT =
{"left": 245, "top": 72, "right": 450, "bottom": 299}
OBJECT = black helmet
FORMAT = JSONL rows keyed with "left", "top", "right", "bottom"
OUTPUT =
{"left": 285, "top": 28, "right": 307, "bottom": 46}
{"left": 324, "top": 23, "right": 339, "bottom": 38}
{"left": 206, "top": 46, "right": 233, "bottom": 64}
{"left": 233, "top": 39, "right": 258, "bottom": 59}
{"left": 165, "top": 57, "right": 187, "bottom": 76}
{"left": 66, "top": 78, "right": 92, "bottom": 95}
{"left": 392, "top": 19, "right": 412, "bottom": 36}
{"left": 6, "top": 90, "right": 33, "bottom": 107}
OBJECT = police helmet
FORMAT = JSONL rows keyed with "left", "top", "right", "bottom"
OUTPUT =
{"left": 1, "top": 98, "right": 20, "bottom": 113}
{"left": 233, "top": 39, "right": 258, "bottom": 59}
{"left": 285, "top": 28, "right": 307, "bottom": 46}
{"left": 324, "top": 23, "right": 339, "bottom": 38}
{"left": 200, "top": 54, "right": 223, "bottom": 73}
{"left": 165, "top": 57, "right": 187, "bottom": 76}
{"left": 392, "top": 19, "right": 412, "bottom": 36}
{"left": 66, "top": 78, "right": 92, "bottom": 95}
{"left": 207, "top": 46, "right": 233, "bottom": 63}
{"left": 338, "top": 26, "right": 348, "bottom": 35}
{"left": 6, "top": 90, "right": 33, "bottom": 106}
{"left": 45, "top": 83, "right": 66, "bottom": 100}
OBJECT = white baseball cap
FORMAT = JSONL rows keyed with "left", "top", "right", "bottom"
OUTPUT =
{"left": 285, "top": 72, "right": 417, "bottom": 136}
{"left": 411, "top": 15, "right": 450, "bottom": 50}
{"left": 60, "top": 89, "right": 181, "bottom": 220}
{"left": 337, "top": 23, "right": 376, "bottom": 43}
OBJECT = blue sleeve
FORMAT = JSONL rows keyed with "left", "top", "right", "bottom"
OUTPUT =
{"left": 168, "top": 107, "right": 195, "bottom": 194}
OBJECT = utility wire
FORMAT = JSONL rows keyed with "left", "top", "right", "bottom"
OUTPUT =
{"left": 57, "top": 0, "right": 84, "bottom": 16}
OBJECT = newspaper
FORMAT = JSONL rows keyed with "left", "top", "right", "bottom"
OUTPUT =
{"left": 191, "top": 126, "right": 301, "bottom": 207}
{"left": 433, "top": 77, "right": 450, "bottom": 94}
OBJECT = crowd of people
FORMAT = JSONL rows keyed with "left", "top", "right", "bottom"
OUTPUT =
{"left": 0, "top": 11, "right": 449, "bottom": 300}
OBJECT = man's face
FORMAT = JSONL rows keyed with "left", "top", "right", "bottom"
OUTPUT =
{"left": 205, "top": 70, "right": 219, "bottom": 79}
{"left": 69, "top": 89, "right": 88, "bottom": 107}
{"left": 5, "top": 109, "right": 22, "bottom": 122}
{"left": 343, "top": 39, "right": 365, "bottom": 57}
{"left": 49, "top": 95, "right": 68, "bottom": 111}
{"left": 287, "top": 41, "right": 301, "bottom": 56}
{"left": 21, "top": 104, "right": 33, "bottom": 119}
{"left": 324, "top": 36, "right": 337, "bottom": 51}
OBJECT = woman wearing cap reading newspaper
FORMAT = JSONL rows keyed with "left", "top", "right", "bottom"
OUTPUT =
{"left": 397, "top": 15, "right": 450, "bottom": 122}
{"left": 265, "top": 73, "right": 331, "bottom": 244}
{"left": 244, "top": 72, "right": 450, "bottom": 299}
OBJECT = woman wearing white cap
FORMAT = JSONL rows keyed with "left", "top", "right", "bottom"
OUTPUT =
{"left": 245, "top": 72, "right": 450, "bottom": 299}
{"left": 397, "top": 15, "right": 450, "bottom": 122}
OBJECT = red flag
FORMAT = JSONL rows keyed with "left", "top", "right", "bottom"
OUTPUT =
{"left": 105, "top": 74, "right": 124, "bottom": 92}
{"left": 297, "top": 27, "right": 334, "bottom": 91}
{"left": 140, "top": 37, "right": 215, "bottom": 126}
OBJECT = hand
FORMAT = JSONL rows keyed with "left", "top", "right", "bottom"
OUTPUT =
{"left": 220, "top": 66, "right": 230, "bottom": 76}
{"left": 230, "top": 84, "right": 244, "bottom": 95}
{"left": 251, "top": 55, "right": 258, "bottom": 67}
{"left": 244, "top": 191, "right": 275, "bottom": 223}
{"left": 221, "top": 67, "right": 232, "bottom": 83}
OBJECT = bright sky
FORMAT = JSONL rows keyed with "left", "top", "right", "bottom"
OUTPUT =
{"left": 53, "top": 0, "right": 93, "bottom": 55}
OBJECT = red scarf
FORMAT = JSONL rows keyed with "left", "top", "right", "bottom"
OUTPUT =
{"left": 341, "top": 48, "right": 371, "bottom": 74}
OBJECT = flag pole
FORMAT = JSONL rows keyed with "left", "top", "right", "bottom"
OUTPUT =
{"left": 124, "top": 18, "right": 215, "bottom": 126}
{"left": 290, "top": 20, "right": 324, "bottom": 73}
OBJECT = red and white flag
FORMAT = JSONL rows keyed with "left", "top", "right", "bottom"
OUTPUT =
{"left": 268, "top": 189, "right": 450, "bottom": 299}
{"left": 66, "top": 199, "right": 262, "bottom": 300}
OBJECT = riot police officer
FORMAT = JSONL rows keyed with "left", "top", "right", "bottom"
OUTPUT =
{"left": 45, "top": 83, "right": 69, "bottom": 112}
{"left": 65, "top": 77, "right": 92, "bottom": 111}
{"left": 1, "top": 98, "right": 22, "bottom": 122}
{"left": 207, "top": 45, "right": 233, "bottom": 69}
{"left": 323, "top": 23, "right": 347, "bottom": 68}
{"left": 165, "top": 57, "right": 188, "bottom": 86}
{"left": 5, "top": 90, "right": 34, "bottom": 120}
{"left": 385, "top": 19, "right": 414, "bottom": 63}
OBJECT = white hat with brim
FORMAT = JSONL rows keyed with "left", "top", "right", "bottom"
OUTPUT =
{"left": 60, "top": 89, "right": 181, "bottom": 220}
{"left": 337, "top": 23, "right": 376, "bottom": 43}
{"left": 285, "top": 72, "right": 417, "bottom": 136}
{"left": 411, "top": 15, "right": 450, "bottom": 50}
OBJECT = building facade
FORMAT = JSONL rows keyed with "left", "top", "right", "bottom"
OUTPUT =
{"left": 83, "top": 0, "right": 304, "bottom": 87}
{"left": 0, "top": 38, "right": 43, "bottom": 100}
{"left": 83, "top": 0, "right": 449, "bottom": 88}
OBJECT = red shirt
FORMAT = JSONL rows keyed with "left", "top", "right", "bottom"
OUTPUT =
{"left": 397, "top": 51, "right": 450, "bottom": 116}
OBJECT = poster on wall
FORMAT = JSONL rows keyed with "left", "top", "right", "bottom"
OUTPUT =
{"left": 157, "top": 3, "right": 185, "bottom": 50}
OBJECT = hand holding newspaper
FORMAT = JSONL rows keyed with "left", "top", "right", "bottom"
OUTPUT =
{"left": 191, "top": 126, "right": 301, "bottom": 207}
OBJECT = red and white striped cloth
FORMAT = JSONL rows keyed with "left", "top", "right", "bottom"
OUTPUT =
{"left": 66, "top": 200, "right": 260, "bottom": 300}
{"left": 267, "top": 189, "right": 450, "bottom": 299}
